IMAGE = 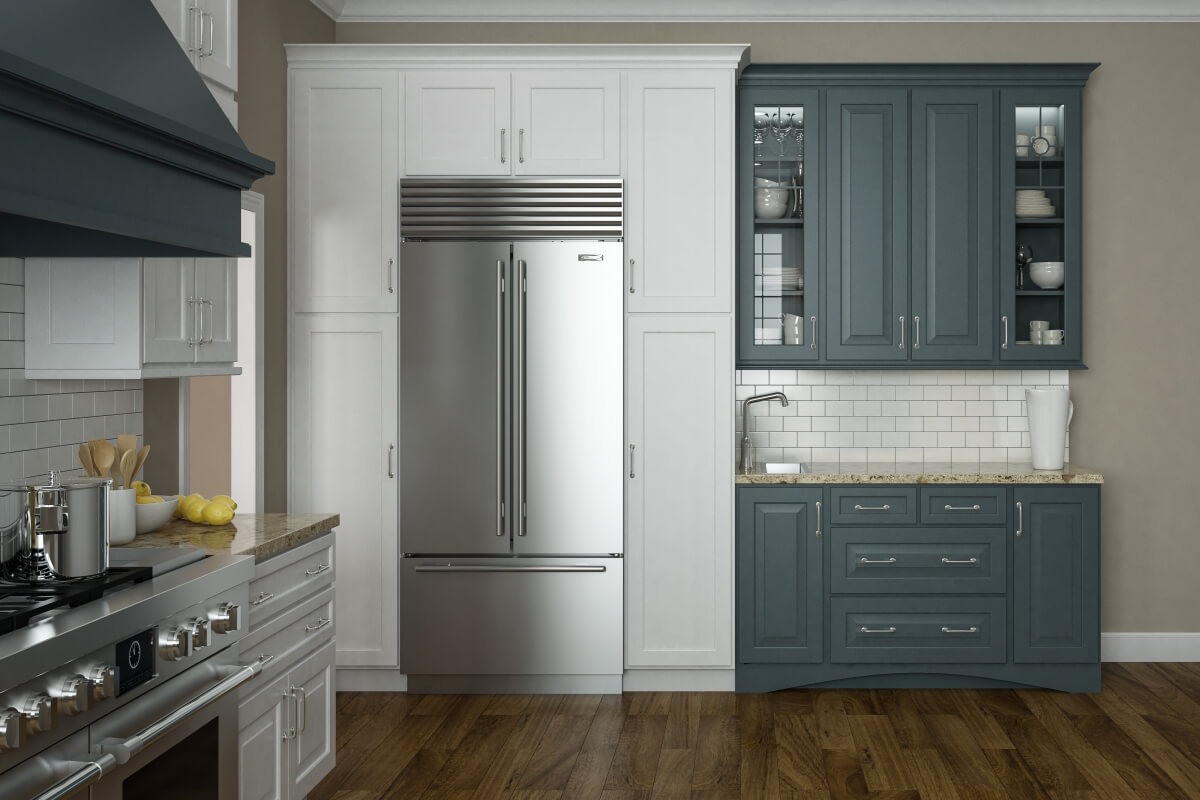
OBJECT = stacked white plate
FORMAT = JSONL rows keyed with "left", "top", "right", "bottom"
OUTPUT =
{"left": 1016, "top": 189, "right": 1056, "bottom": 218}
{"left": 762, "top": 267, "right": 804, "bottom": 291}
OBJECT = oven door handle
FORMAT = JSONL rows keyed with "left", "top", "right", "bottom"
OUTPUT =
{"left": 29, "top": 655, "right": 272, "bottom": 800}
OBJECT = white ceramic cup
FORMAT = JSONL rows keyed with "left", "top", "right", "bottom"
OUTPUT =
{"left": 109, "top": 488, "right": 136, "bottom": 545}
{"left": 1016, "top": 146, "right": 1030, "bottom": 157}
{"left": 1029, "top": 320, "right": 1050, "bottom": 332}
{"left": 1035, "top": 125, "right": 1057, "bottom": 138}
{"left": 1030, "top": 330, "right": 1044, "bottom": 345}
{"left": 780, "top": 313, "right": 804, "bottom": 345}
{"left": 1015, "top": 134, "right": 1031, "bottom": 146}
{"left": 1042, "top": 329, "right": 1065, "bottom": 345}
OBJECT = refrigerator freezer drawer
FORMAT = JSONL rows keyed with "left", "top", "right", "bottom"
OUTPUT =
{"left": 401, "top": 557, "right": 622, "bottom": 676}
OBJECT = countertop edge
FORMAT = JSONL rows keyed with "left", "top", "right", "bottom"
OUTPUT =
{"left": 734, "top": 464, "right": 1104, "bottom": 485}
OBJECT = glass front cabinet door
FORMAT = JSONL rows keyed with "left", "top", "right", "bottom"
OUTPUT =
{"left": 1000, "top": 90, "right": 1084, "bottom": 363}
{"left": 738, "top": 88, "right": 819, "bottom": 363}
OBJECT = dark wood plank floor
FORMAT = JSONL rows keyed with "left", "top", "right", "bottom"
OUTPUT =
{"left": 311, "top": 663, "right": 1200, "bottom": 799}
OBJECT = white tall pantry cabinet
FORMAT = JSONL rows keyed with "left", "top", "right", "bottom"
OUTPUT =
{"left": 287, "top": 45, "right": 747, "bottom": 690}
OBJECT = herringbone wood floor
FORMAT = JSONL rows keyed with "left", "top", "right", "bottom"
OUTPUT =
{"left": 311, "top": 663, "right": 1200, "bottom": 799}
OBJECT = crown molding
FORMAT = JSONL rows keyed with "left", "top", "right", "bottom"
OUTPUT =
{"left": 314, "top": 0, "right": 1200, "bottom": 23}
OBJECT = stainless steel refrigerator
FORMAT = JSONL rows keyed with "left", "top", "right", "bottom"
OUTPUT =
{"left": 398, "top": 179, "right": 624, "bottom": 693}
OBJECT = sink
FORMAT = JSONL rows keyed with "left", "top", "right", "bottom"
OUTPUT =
{"left": 763, "top": 462, "right": 807, "bottom": 474}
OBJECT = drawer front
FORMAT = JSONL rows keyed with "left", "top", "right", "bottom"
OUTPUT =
{"left": 830, "top": 527, "right": 1006, "bottom": 594}
{"left": 831, "top": 597, "right": 1006, "bottom": 663}
{"left": 240, "top": 585, "right": 335, "bottom": 686}
{"left": 920, "top": 487, "right": 1007, "bottom": 525}
{"left": 249, "top": 536, "right": 335, "bottom": 629}
{"left": 830, "top": 488, "right": 917, "bottom": 525}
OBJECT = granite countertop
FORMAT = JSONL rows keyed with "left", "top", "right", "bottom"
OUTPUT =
{"left": 114, "top": 512, "right": 340, "bottom": 561}
{"left": 736, "top": 463, "right": 1104, "bottom": 485}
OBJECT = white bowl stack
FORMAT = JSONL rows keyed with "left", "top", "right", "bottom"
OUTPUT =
{"left": 1016, "top": 189, "right": 1056, "bottom": 218}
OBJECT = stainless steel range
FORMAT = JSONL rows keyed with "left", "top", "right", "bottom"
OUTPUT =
{"left": 0, "top": 548, "right": 260, "bottom": 800}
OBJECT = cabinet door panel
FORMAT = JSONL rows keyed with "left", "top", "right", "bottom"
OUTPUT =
{"left": 291, "top": 315, "right": 398, "bottom": 667}
{"left": 150, "top": 0, "right": 191, "bottom": 55}
{"left": 197, "top": 0, "right": 236, "bottom": 92}
{"left": 237, "top": 671, "right": 289, "bottom": 800}
{"left": 404, "top": 71, "right": 511, "bottom": 175}
{"left": 911, "top": 89, "right": 994, "bottom": 361}
{"left": 292, "top": 69, "right": 399, "bottom": 312}
{"left": 626, "top": 315, "right": 733, "bottom": 666}
{"left": 195, "top": 257, "right": 236, "bottom": 363}
{"left": 291, "top": 641, "right": 336, "bottom": 798}
{"left": 626, "top": 71, "right": 733, "bottom": 312}
{"left": 513, "top": 71, "right": 620, "bottom": 175}
{"left": 737, "top": 488, "right": 823, "bottom": 663}
{"left": 826, "top": 89, "right": 909, "bottom": 360}
{"left": 142, "top": 258, "right": 196, "bottom": 364}
{"left": 1014, "top": 487, "right": 1099, "bottom": 663}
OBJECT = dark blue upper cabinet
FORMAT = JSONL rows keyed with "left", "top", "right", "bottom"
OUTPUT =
{"left": 825, "top": 89, "right": 909, "bottom": 361}
{"left": 911, "top": 89, "right": 995, "bottom": 362}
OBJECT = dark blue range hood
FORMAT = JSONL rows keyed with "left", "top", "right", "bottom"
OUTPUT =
{"left": 0, "top": 0, "right": 274, "bottom": 258}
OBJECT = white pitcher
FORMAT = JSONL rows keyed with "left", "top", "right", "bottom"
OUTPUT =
{"left": 1026, "top": 387, "right": 1073, "bottom": 470}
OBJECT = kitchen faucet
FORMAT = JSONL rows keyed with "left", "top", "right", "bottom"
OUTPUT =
{"left": 740, "top": 391, "right": 788, "bottom": 474}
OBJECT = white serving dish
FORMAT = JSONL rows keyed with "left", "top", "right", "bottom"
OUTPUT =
{"left": 135, "top": 498, "right": 179, "bottom": 535}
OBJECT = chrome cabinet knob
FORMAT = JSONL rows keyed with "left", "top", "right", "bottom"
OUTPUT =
{"left": 185, "top": 617, "right": 211, "bottom": 649}
{"left": 21, "top": 695, "right": 54, "bottom": 735}
{"left": 57, "top": 675, "right": 92, "bottom": 715}
{"left": 210, "top": 602, "right": 240, "bottom": 634}
{"left": 160, "top": 627, "right": 194, "bottom": 662}
{"left": 0, "top": 707, "right": 21, "bottom": 751}
{"left": 88, "top": 665, "right": 118, "bottom": 700}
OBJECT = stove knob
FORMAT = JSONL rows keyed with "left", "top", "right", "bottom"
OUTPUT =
{"left": 0, "top": 707, "right": 21, "bottom": 751}
{"left": 57, "top": 675, "right": 92, "bottom": 716}
{"left": 21, "top": 695, "right": 54, "bottom": 735}
{"left": 88, "top": 665, "right": 118, "bottom": 700}
{"left": 160, "top": 626, "right": 194, "bottom": 662}
{"left": 186, "top": 617, "right": 211, "bottom": 649}
{"left": 210, "top": 602, "right": 241, "bottom": 634}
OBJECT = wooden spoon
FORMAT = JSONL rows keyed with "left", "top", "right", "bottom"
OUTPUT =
{"left": 132, "top": 445, "right": 151, "bottom": 482}
{"left": 78, "top": 444, "right": 96, "bottom": 477}
{"left": 118, "top": 433, "right": 137, "bottom": 464}
{"left": 120, "top": 450, "right": 136, "bottom": 493}
{"left": 92, "top": 441, "right": 116, "bottom": 486}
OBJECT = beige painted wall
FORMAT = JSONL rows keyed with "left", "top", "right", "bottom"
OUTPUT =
{"left": 188, "top": 376, "right": 233, "bottom": 497}
{"left": 247, "top": 18, "right": 1199, "bottom": 631}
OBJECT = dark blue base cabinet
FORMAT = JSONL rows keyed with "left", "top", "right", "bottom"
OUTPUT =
{"left": 736, "top": 484, "right": 1100, "bottom": 693}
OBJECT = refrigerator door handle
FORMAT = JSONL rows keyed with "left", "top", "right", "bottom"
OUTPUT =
{"left": 414, "top": 565, "right": 607, "bottom": 573}
{"left": 516, "top": 259, "right": 527, "bottom": 538}
{"left": 497, "top": 258, "right": 506, "bottom": 537}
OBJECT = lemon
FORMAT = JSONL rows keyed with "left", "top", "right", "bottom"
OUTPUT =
{"left": 172, "top": 495, "right": 188, "bottom": 517}
{"left": 136, "top": 495, "right": 157, "bottom": 505}
{"left": 185, "top": 501, "right": 209, "bottom": 524}
{"left": 211, "top": 495, "right": 238, "bottom": 512}
{"left": 148, "top": 495, "right": 164, "bottom": 503}
{"left": 202, "top": 502, "right": 234, "bottom": 526}
{"left": 131, "top": 481, "right": 152, "bottom": 498}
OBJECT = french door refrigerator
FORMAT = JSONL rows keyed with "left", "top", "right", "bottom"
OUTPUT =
{"left": 398, "top": 179, "right": 624, "bottom": 692}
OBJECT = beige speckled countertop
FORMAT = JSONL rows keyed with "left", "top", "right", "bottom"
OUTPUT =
{"left": 114, "top": 513, "right": 340, "bottom": 561}
{"left": 736, "top": 463, "right": 1103, "bottom": 485}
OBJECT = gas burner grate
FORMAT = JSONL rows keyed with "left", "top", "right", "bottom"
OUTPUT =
{"left": 0, "top": 567, "right": 153, "bottom": 635}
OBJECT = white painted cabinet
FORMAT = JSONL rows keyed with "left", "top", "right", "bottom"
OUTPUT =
{"left": 404, "top": 70, "right": 620, "bottom": 175}
{"left": 23, "top": 257, "right": 238, "bottom": 378}
{"left": 150, "top": 0, "right": 237, "bottom": 93}
{"left": 291, "top": 69, "right": 400, "bottom": 313}
{"left": 625, "top": 315, "right": 734, "bottom": 668}
{"left": 625, "top": 70, "right": 734, "bottom": 313}
{"left": 290, "top": 315, "right": 398, "bottom": 668}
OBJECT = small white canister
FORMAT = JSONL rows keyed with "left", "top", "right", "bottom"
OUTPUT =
{"left": 1026, "top": 387, "right": 1073, "bottom": 470}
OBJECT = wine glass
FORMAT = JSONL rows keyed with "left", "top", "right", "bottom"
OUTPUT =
{"left": 753, "top": 112, "right": 770, "bottom": 145}
{"left": 1016, "top": 244, "right": 1033, "bottom": 289}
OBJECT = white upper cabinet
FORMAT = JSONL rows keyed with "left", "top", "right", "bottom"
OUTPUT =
{"left": 626, "top": 70, "right": 734, "bottom": 313}
{"left": 404, "top": 70, "right": 619, "bottom": 176}
{"left": 150, "top": 0, "right": 237, "bottom": 94}
{"left": 291, "top": 69, "right": 400, "bottom": 313}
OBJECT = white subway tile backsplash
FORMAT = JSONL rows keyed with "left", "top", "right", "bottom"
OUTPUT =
{"left": 736, "top": 369, "right": 1069, "bottom": 467}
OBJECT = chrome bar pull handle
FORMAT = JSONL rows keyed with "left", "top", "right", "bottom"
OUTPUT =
{"left": 205, "top": 11, "right": 214, "bottom": 57}
{"left": 944, "top": 504, "right": 982, "bottom": 511}
{"left": 810, "top": 315, "right": 817, "bottom": 351}
{"left": 500, "top": 129, "right": 507, "bottom": 164}
{"left": 518, "top": 128, "right": 526, "bottom": 163}
{"left": 186, "top": 297, "right": 201, "bottom": 347}
{"left": 497, "top": 259, "right": 505, "bottom": 537}
{"left": 860, "top": 557, "right": 897, "bottom": 564}
{"left": 387, "top": 443, "right": 395, "bottom": 478}
{"left": 941, "top": 557, "right": 979, "bottom": 565}
{"left": 913, "top": 315, "right": 920, "bottom": 350}
{"left": 304, "top": 563, "right": 331, "bottom": 577}
{"left": 200, "top": 299, "right": 214, "bottom": 345}
{"left": 1016, "top": 501, "right": 1023, "bottom": 536}
{"left": 305, "top": 617, "right": 331, "bottom": 633}
{"left": 629, "top": 259, "right": 636, "bottom": 293}
{"left": 283, "top": 688, "right": 293, "bottom": 741}
{"left": 860, "top": 626, "right": 897, "bottom": 634}
{"left": 898, "top": 315, "right": 905, "bottom": 349}
{"left": 251, "top": 592, "right": 274, "bottom": 606}
{"left": 854, "top": 504, "right": 891, "bottom": 511}
{"left": 815, "top": 500, "right": 821, "bottom": 537}
{"left": 188, "top": 6, "right": 200, "bottom": 53}
{"left": 578, "top": 253, "right": 605, "bottom": 261}
{"left": 386, "top": 257, "right": 395, "bottom": 293}
{"left": 1002, "top": 315, "right": 1009, "bottom": 350}
{"left": 629, "top": 444, "right": 636, "bottom": 479}
{"left": 941, "top": 626, "right": 979, "bottom": 634}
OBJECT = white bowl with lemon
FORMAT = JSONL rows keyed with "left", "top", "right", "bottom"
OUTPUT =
{"left": 132, "top": 482, "right": 238, "bottom": 533}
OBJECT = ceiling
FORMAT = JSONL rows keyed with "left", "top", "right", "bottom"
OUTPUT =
{"left": 310, "top": 0, "right": 1200, "bottom": 23}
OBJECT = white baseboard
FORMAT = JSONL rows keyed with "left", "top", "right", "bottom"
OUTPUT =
{"left": 336, "top": 668, "right": 409, "bottom": 692}
{"left": 622, "top": 669, "right": 735, "bottom": 692}
{"left": 1102, "top": 633, "right": 1200, "bottom": 662}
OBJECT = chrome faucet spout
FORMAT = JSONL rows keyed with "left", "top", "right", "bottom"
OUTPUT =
{"left": 740, "top": 391, "right": 788, "bottom": 474}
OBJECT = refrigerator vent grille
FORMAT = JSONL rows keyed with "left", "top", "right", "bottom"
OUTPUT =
{"left": 400, "top": 179, "right": 623, "bottom": 240}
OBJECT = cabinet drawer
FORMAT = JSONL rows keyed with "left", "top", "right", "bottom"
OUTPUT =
{"left": 829, "top": 488, "right": 916, "bottom": 524}
{"left": 249, "top": 535, "right": 335, "bottom": 629}
{"left": 920, "top": 487, "right": 1007, "bottom": 524}
{"left": 830, "top": 528, "right": 1006, "bottom": 594}
{"left": 831, "top": 597, "right": 1006, "bottom": 663}
{"left": 240, "top": 586, "right": 335, "bottom": 687}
